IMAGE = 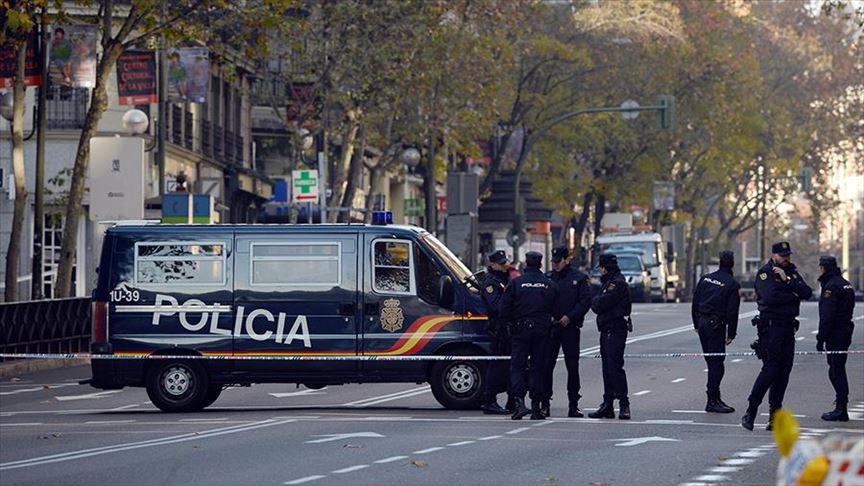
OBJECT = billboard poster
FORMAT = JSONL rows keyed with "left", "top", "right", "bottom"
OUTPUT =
{"left": 0, "top": 30, "right": 42, "bottom": 88}
{"left": 652, "top": 181, "right": 676, "bottom": 211}
{"left": 116, "top": 50, "right": 157, "bottom": 105}
{"left": 48, "top": 25, "right": 97, "bottom": 88}
{"left": 166, "top": 47, "right": 208, "bottom": 103}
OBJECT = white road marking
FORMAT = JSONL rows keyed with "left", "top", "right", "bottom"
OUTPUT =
{"left": 760, "top": 413, "right": 805, "bottom": 418}
{"left": 703, "top": 369, "right": 708, "bottom": 372}
{"left": 55, "top": 390, "right": 123, "bottom": 402}
{"left": 306, "top": 432, "right": 384, "bottom": 444}
{"left": 672, "top": 410, "right": 707, "bottom": 414}
{"left": 710, "top": 466, "right": 741, "bottom": 473}
{"left": 694, "top": 475, "right": 729, "bottom": 482}
{"left": 0, "top": 419, "right": 296, "bottom": 471}
{"left": 109, "top": 403, "right": 143, "bottom": 411}
{"left": 0, "top": 423, "right": 42, "bottom": 426}
{"left": 374, "top": 456, "right": 408, "bottom": 464}
{"left": 611, "top": 436, "right": 681, "bottom": 447}
{"left": 477, "top": 435, "right": 502, "bottom": 441}
{"left": 735, "top": 450, "right": 765, "bottom": 458}
{"left": 633, "top": 390, "right": 652, "bottom": 396}
{"left": 332, "top": 465, "right": 369, "bottom": 474}
{"left": 269, "top": 388, "right": 327, "bottom": 398}
{"left": 731, "top": 359, "right": 742, "bottom": 363}
{"left": 644, "top": 420, "right": 693, "bottom": 425}
{"left": 810, "top": 330, "right": 818, "bottom": 334}
{"left": 284, "top": 475, "right": 326, "bottom": 485}
{"left": 671, "top": 378, "right": 686, "bottom": 383}
{"left": 447, "top": 440, "right": 475, "bottom": 446}
{"left": 721, "top": 458, "right": 754, "bottom": 466}
{"left": 412, "top": 447, "right": 444, "bottom": 454}
{"left": 532, "top": 420, "right": 554, "bottom": 427}
{"left": 795, "top": 337, "right": 805, "bottom": 341}
{"left": 84, "top": 420, "right": 136, "bottom": 425}
{"left": 179, "top": 418, "right": 228, "bottom": 422}
{"left": 342, "top": 386, "right": 431, "bottom": 407}
{"left": 506, "top": 427, "right": 530, "bottom": 435}
{"left": 0, "top": 383, "right": 78, "bottom": 396}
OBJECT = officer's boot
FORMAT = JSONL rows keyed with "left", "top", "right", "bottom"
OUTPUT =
{"left": 588, "top": 401, "right": 615, "bottom": 419}
{"left": 510, "top": 398, "right": 531, "bottom": 420}
{"left": 706, "top": 393, "right": 735, "bottom": 414}
{"left": 741, "top": 404, "right": 757, "bottom": 431}
{"left": 480, "top": 397, "right": 509, "bottom": 415}
{"left": 766, "top": 407, "right": 779, "bottom": 431}
{"left": 540, "top": 399, "right": 551, "bottom": 418}
{"left": 568, "top": 402, "right": 584, "bottom": 418}
{"left": 618, "top": 400, "right": 631, "bottom": 420}
{"left": 530, "top": 401, "right": 546, "bottom": 421}
{"left": 716, "top": 397, "right": 736, "bottom": 414}
{"left": 821, "top": 403, "right": 849, "bottom": 422}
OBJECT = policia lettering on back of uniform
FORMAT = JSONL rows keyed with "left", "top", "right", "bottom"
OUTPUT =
{"left": 816, "top": 255, "right": 857, "bottom": 422}
{"left": 691, "top": 250, "right": 740, "bottom": 414}
{"left": 741, "top": 241, "right": 813, "bottom": 432}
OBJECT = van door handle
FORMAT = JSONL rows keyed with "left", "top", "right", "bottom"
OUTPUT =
{"left": 339, "top": 303, "right": 355, "bottom": 316}
{"left": 364, "top": 303, "right": 379, "bottom": 315}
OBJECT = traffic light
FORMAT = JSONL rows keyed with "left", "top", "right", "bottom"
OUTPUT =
{"left": 657, "top": 94, "right": 675, "bottom": 131}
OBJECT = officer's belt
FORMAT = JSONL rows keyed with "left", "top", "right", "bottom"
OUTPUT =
{"left": 760, "top": 317, "right": 797, "bottom": 327}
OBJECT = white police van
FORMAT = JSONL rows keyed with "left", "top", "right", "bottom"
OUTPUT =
{"left": 87, "top": 213, "right": 492, "bottom": 412}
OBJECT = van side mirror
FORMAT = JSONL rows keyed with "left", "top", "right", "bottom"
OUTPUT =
{"left": 438, "top": 275, "right": 454, "bottom": 308}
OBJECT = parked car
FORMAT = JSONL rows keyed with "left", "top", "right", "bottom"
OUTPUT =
{"left": 588, "top": 251, "right": 652, "bottom": 303}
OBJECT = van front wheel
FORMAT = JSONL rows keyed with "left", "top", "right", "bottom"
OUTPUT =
{"left": 430, "top": 358, "right": 485, "bottom": 410}
{"left": 146, "top": 360, "right": 210, "bottom": 413}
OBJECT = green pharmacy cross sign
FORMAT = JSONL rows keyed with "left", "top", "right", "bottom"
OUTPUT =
{"left": 292, "top": 170, "right": 319, "bottom": 203}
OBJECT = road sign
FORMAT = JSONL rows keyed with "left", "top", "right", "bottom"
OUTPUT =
{"left": 292, "top": 170, "right": 319, "bottom": 203}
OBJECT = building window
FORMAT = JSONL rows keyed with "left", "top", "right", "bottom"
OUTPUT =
{"left": 372, "top": 240, "right": 414, "bottom": 295}
{"left": 41, "top": 213, "right": 77, "bottom": 298}
{"left": 250, "top": 242, "right": 340, "bottom": 286}
{"left": 134, "top": 242, "right": 225, "bottom": 285}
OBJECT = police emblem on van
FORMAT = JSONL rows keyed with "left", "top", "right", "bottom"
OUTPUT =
{"left": 381, "top": 298, "right": 404, "bottom": 332}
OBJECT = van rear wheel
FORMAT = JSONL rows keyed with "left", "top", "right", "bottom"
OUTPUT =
{"left": 146, "top": 360, "right": 209, "bottom": 413}
{"left": 430, "top": 354, "right": 485, "bottom": 410}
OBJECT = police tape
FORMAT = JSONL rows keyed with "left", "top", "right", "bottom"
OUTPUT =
{"left": 0, "top": 350, "right": 862, "bottom": 361}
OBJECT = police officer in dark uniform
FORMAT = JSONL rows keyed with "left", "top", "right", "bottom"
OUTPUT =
{"left": 588, "top": 253, "right": 632, "bottom": 420}
{"left": 479, "top": 250, "right": 514, "bottom": 415}
{"left": 741, "top": 241, "right": 813, "bottom": 431}
{"left": 691, "top": 250, "right": 740, "bottom": 414}
{"left": 500, "top": 251, "right": 557, "bottom": 420}
{"left": 542, "top": 246, "right": 592, "bottom": 418}
{"left": 816, "top": 255, "right": 856, "bottom": 422}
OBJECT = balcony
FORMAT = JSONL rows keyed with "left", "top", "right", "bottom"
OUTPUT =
{"left": 184, "top": 112, "right": 193, "bottom": 150}
{"left": 214, "top": 126, "right": 224, "bottom": 160}
{"left": 41, "top": 86, "right": 88, "bottom": 130}
{"left": 202, "top": 120, "right": 212, "bottom": 158}
{"left": 170, "top": 105, "right": 183, "bottom": 146}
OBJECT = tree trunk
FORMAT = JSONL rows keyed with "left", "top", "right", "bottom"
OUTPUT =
{"left": 339, "top": 127, "right": 365, "bottom": 223}
{"left": 54, "top": 42, "right": 123, "bottom": 297}
{"left": 4, "top": 42, "right": 28, "bottom": 302}
{"left": 327, "top": 114, "right": 359, "bottom": 223}
{"left": 572, "top": 190, "right": 593, "bottom": 249}
{"left": 593, "top": 193, "right": 606, "bottom": 236}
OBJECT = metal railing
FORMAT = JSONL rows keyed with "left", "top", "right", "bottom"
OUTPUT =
{"left": 42, "top": 86, "right": 88, "bottom": 130}
{"left": 0, "top": 297, "right": 91, "bottom": 362}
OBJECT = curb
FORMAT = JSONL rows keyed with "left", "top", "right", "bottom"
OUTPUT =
{"left": 0, "top": 358, "right": 90, "bottom": 379}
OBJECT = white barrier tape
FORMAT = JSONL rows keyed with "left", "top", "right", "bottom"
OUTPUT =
{"left": 1, "top": 350, "right": 862, "bottom": 361}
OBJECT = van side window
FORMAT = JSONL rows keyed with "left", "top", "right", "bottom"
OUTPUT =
{"left": 373, "top": 240, "right": 413, "bottom": 294}
{"left": 414, "top": 246, "right": 441, "bottom": 305}
{"left": 135, "top": 242, "right": 225, "bottom": 285}
{"left": 251, "top": 243, "right": 340, "bottom": 286}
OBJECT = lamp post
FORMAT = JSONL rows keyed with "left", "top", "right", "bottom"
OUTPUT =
{"left": 400, "top": 147, "right": 421, "bottom": 223}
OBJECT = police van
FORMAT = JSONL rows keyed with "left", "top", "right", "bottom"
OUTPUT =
{"left": 88, "top": 214, "right": 491, "bottom": 412}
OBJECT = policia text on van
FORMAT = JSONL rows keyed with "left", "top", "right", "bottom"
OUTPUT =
{"left": 87, "top": 215, "right": 493, "bottom": 412}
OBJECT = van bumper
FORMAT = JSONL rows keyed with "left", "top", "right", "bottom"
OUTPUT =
{"left": 89, "top": 343, "right": 144, "bottom": 390}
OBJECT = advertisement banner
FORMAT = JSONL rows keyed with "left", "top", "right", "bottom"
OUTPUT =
{"left": 48, "top": 25, "right": 97, "bottom": 88}
{"left": 166, "top": 47, "right": 208, "bottom": 103}
{"left": 116, "top": 50, "right": 157, "bottom": 105}
{"left": 0, "top": 30, "right": 42, "bottom": 88}
{"left": 652, "top": 181, "right": 676, "bottom": 211}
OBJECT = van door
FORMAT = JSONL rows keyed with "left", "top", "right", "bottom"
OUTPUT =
{"left": 360, "top": 234, "right": 461, "bottom": 380}
{"left": 109, "top": 234, "right": 234, "bottom": 367}
{"left": 233, "top": 233, "right": 360, "bottom": 378}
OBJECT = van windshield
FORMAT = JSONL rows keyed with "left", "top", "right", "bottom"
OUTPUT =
{"left": 599, "top": 242, "right": 659, "bottom": 266}
{"left": 420, "top": 233, "right": 474, "bottom": 288}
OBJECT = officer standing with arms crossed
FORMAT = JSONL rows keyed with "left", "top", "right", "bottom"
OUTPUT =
{"left": 816, "top": 255, "right": 856, "bottom": 422}
{"left": 691, "top": 250, "right": 740, "bottom": 414}
{"left": 479, "top": 250, "right": 514, "bottom": 415}
{"left": 741, "top": 241, "right": 813, "bottom": 431}
{"left": 542, "top": 246, "right": 592, "bottom": 418}
{"left": 588, "top": 253, "right": 632, "bottom": 420}
{"left": 500, "top": 251, "right": 557, "bottom": 420}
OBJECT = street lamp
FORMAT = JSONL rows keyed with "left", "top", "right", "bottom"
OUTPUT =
{"left": 400, "top": 147, "right": 421, "bottom": 169}
{"left": 122, "top": 109, "right": 150, "bottom": 135}
{"left": 0, "top": 92, "right": 13, "bottom": 121}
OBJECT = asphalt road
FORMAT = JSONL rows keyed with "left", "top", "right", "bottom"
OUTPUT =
{"left": 1, "top": 302, "right": 862, "bottom": 486}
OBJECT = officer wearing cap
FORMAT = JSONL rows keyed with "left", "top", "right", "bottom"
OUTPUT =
{"left": 589, "top": 253, "right": 632, "bottom": 420}
{"left": 500, "top": 251, "right": 557, "bottom": 420}
{"left": 542, "top": 246, "right": 591, "bottom": 418}
{"left": 479, "top": 250, "right": 514, "bottom": 415}
{"left": 816, "top": 255, "right": 856, "bottom": 422}
{"left": 741, "top": 241, "right": 813, "bottom": 431}
{"left": 691, "top": 250, "right": 741, "bottom": 414}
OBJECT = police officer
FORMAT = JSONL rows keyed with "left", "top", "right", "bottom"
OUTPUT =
{"left": 500, "top": 251, "right": 557, "bottom": 420}
{"left": 542, "top": 246, "right": 592, "bottom": 418}
{"left": 691, "top": 250, "right": 740, "bottom": 414}
{"left": 741, "top": 241, "right": 813, "bottom": 431}
{"left": 816, "top": 255, "right": 856, "bottom": 422}
{"left": 479, "top": 250, "right": 514, "bottom": 415}
{"left": 588, "top": 254, "right": 632, "bottom": 420}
